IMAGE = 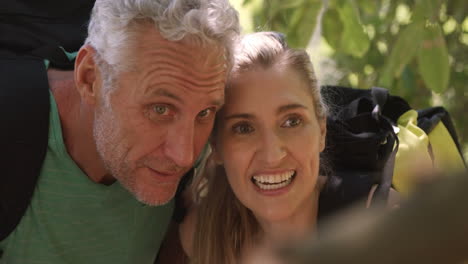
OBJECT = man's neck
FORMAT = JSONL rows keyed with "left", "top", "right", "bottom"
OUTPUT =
{"left": 48, "top": 68, "right": 113, "bottom": 184}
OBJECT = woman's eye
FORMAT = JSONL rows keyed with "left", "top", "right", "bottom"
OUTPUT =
{"left": 282, "top": 116, "right": 302, "bottom": 128}
{"left": 232, "top": 123, "right": 254, "bottom": 134}
{"left": 153, "top": 105, "right": 169, "bottom": 115}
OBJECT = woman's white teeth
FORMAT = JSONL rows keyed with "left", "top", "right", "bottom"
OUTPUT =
{"left": 252, "top": 171, "right": 295, "bottom": 190}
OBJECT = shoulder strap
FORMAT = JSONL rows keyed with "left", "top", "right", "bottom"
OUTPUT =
{"left": 417, "top": 106, "right": 466, "bottom": 166}
{"left": 1, "top": 1, "right": 95, "bottom": 242}
{"left": 369, "top": 87, "right": 399, "bottom": 205}
{"left": 0, "top": 56, "right": 50, "bottom": 241}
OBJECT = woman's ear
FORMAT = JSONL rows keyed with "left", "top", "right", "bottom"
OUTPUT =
{"left": 319, "top": 117, "right": 327, "bottom": 152}
{"left": 74, "top": 45, "right": 100, "bottom": 105}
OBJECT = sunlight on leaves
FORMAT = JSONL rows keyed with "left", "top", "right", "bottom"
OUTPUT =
{"left": 417, "top": 23, "right": 450, "bottom": 93}
{"left": 337, "top": 1, "right": 370, "bottom": 57}
{"left": 379, "top": 21, "right": 425, "bottom": 88}
{"left": 396, "top": 4, "right": 412, "bottom": 25}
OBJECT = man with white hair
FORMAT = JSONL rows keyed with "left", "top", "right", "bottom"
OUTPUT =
{"left": 0, "top": 0, "right": 239, "bottom": 263}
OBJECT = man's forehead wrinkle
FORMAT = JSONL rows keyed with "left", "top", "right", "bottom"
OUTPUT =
{"left": 154, "top": 72, "right": 226, "bottom": 88}
{"left": 145, "top": 34, "right": 225, "bottom": 58}
{"left": 141, "top": 56, "right": 227, "bottom": 79}
{"left": 142, "top": 63, "right": 226, "bottom": 84}
{"left": 138, "top": 55, "right": 227, "bottom": 93}
{"left": 169, "top": 36, "right": 225, "bottom": 61}
{"left": 135, "top": 50, "right": 227, "bottom": 83}
{"left": 148, "top": 76, "right": 225, "bottom": 94}
{"left": 145, "top": 45, "right": 225, "bottom": 67}
{"left": 136, "top": 23, "right": 226, "bottom": 61}
{"left": 134, "top": 29, "right": 227, "bottom": 96}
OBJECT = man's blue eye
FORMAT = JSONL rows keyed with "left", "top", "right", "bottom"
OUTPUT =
{"left": 198, "top": 108, "right": 213, "bottom": 119}
{"left": 153, "top": 105, "right": 168, "bottom": 115}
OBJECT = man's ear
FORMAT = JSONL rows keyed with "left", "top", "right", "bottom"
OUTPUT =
{"left": 74, "top": 45, "right": 100, "bottom": 105}
{"left": 319, "top": 117, "right": 327, "bottom": 152}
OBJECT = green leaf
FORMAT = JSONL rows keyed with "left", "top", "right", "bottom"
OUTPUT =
{"left": 337, "top": 0, "right": 370, "bottom": 57}
{"left": 356, "top": 0, "right": 378, "bottom": 16}
{"left": 396, "top": 66, "right": 417, "bottom": 99}
{"left": 413, "top": 0, "right": 443, "bottom": 22}
{"left": 257, "top": 0, "right": 322, "bottom": 48}
{"left": 278, "top": 0, "right": 305, "bottom": 9}
{"left": 446, "top": 0, "right": 468, "bottom": 23}
{"left": 250, "top": 0, "right": 268, "bottom": 30}
{"left": 379, "top": 67, "right": 394, "bottom": 89}
{"left": 286, "top": 0, "right": 322, "bottom": 48}
{"left": 322, "top": 9, "right": 344, "bottom": 50}
{"left": 417, "top": 23, "right": 450, "bottom": 93}
{"left": 262, "top": 0, "right": 304, "bottom": 27}
{"left": 379, "top": 21, "right": 425, "bottom": 87}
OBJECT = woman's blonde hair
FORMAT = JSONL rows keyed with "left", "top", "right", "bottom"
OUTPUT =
{"left": 191, "top": 31, "right": 327, "bottom": 264}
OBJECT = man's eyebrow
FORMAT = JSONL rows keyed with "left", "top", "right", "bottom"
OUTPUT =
{"left": 147, "top": 88, "right": 224, "bottom": 107}
{"left": 148, "top": 88, "right": 182, "bottom": 103}
{"left": 224, "top": 113, "right": 255, "bottom": 121}
{"left": 277, "top": 103, "right": 308, "bottom": 114}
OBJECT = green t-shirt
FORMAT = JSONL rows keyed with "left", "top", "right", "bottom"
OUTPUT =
{"left": 0, "top": 92, "right": 174, "bottom": 263}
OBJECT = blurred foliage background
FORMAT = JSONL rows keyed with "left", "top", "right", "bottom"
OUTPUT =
{"left": 231, "top": 0, "right": 467, "bottom": 158}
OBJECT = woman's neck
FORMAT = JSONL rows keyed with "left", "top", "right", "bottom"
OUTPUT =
{"left": 241, "top": 192, "right": 320, "bottom": 263}
{"left": 257, "top": 191, "right": 320, "bottom": 244}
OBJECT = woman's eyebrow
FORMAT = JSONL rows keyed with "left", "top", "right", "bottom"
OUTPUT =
{"left": 223, "top": 104, "right": 308, "bottom": 121}
{"left": 277, "top": 103, "right": 308, "bottom": 114}
{"left": 223, "top": 113, "right": 255, "bottom": 121}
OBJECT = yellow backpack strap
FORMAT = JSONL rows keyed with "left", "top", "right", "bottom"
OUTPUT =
{"left": 427, "top": 121, "right": 466, "bottom": 170}
{"left": 393, "top": 108, "right": 466, "bottom": 195}
{"left": 393, "top": 110, "right": 433, "bottom": 195}
{"left": 417, "top": 107, "right": 466, "bottom": 170}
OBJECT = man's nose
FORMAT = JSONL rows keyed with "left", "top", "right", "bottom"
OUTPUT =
{"left": 257, "top": 130, "right": 287, "bottom": 166}
{"left": 164, "top": 121, "right": 195, "bottom": 169}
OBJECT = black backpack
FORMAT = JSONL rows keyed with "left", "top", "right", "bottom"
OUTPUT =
{"left": 0, "top": 1, "right": 95, "bottom": 68}
{"left": 0, "top": 0, "right": 95, "bottom": 242}
{"left": 318, "top": 86, "right": 466, "bottom": 218}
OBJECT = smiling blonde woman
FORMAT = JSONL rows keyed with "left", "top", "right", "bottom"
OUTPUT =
{"left": 174, "top": 31, "right": 329, "bottom": 264}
